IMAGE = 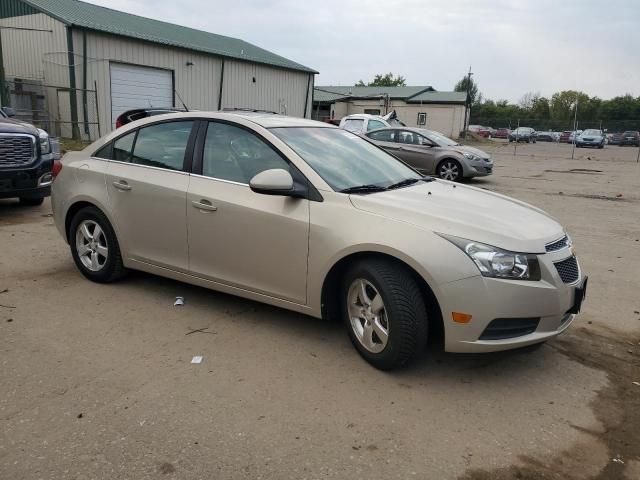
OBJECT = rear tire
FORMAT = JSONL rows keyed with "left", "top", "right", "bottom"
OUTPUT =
{"left": 69, "top": 206, "right": 127, "bottom": 283}
{"left": 19, "top": 197, "right": 44, "bottom": 206}
{"left": 342, "top": 260, "right": 428, "bottom": 370}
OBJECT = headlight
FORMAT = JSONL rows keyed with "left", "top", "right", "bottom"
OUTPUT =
{"left": 439, "top": 234, "right": 540, "bottom": 280}
{"left": 37, "top": 129, "right": 51, "bottom": 154}
{"left": 463, "top": 152, "right": 477, "bottom": 160}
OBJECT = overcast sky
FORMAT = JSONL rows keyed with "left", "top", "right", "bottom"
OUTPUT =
{"left": 90, "top": 0, "right": 639, "bottom": 102}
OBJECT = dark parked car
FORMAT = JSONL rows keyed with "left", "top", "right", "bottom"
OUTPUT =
{"left": 608, "top": 132, "right": 622, "bottom": 145}
{"left": 115, "top": 108, "right": 184, "bottom": 128}
{"left": 508, "top": 127, "right": 536, "bottom": 143}
{"left": 536, "top": 131, "right": 555, "bottom": 142}
{"left": 619, "top": 131, "right": 640, "bottom": 147}
{"left": 576, "top": 129, "right": 605, "bottom": 148}
{"left": 0, "top": 107, "right": 56, "bottom": 205}
{"left": 493, "top": 128, "right": 511, "bottom": 139}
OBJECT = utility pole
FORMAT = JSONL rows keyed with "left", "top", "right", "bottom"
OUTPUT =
{"left": 571, "top": 97, "right": 578, "bottom": 160}
{"left": 462, "top": 66, "right": 473, "bottom": 139}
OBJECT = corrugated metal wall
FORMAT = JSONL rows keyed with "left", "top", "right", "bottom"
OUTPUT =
{"left": 71, "top": 29, "right": 223, "bottom": 137}
{"left": 222, "top": 60, "right": 311, "bottom": 118}
{"left": 0, "top": 12, "right": 67, "bottom": 81}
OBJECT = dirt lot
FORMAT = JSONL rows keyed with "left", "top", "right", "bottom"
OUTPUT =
{"left": 1, "top": 141, "right": 639, "bottom": 479}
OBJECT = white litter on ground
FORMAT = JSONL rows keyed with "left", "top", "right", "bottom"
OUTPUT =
{"left": 191, "top": 356, "right": 203, "bottom": 364}
{"left": 174, "top": 296, "right": 185, "bottom": 306}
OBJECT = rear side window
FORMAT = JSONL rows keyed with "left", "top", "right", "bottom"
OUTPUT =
{"left": 93, "top": 143, "right": 112, "bottom": 159}
{"left": 367, "top": 119, "right": 387, "bottom": 131}
{"left": 112, "top": 131, "right": 136, "bottom": 162}
{"left": 131, "top": 121, "right": 194, "bottom": 171}
{"left": 342, "top": 118, "right": 364, "bottom": 133}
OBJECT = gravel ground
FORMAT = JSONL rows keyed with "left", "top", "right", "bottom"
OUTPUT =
{"left": 1, "top": 141, "right": 638, "bottom": 479}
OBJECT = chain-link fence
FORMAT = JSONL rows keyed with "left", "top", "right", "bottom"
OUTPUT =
{"left": 3, "top": 77, "right": 100, "bottom": 141}
{"left": 469, "top": 117, "right": 640, "bottom": 134}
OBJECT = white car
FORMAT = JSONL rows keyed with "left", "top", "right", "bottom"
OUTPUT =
{"left": 51, "top": 111, "right": 587, "bottom": 370}
{"left": 339, "top": 111, "right": 404, "bottom": 135}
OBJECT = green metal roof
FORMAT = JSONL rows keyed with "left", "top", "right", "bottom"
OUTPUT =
{"left": 314, "top": 86, "right": 466, "bottom": 104}
{"left": 407, "top": 91, "right": 467, "bottom": 104}
{"left": 314, "top": 86, "right": 434, "bottom": 102}
{"left": 21, "top": 0, "right": 317, "bottom": 73}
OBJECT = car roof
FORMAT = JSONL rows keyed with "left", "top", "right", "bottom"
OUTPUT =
{"left": 342, "top": 114, "right": 386, "bottom": 120}
{"left": 115, "top": 110, "right": 335, "bottom": 129}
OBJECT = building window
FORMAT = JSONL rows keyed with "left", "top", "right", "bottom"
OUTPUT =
{"left": 364, "top": 109, "right": 381, "bottom": 115}
{"left": 417, "top": 112, "right": 427, "bottom": 126}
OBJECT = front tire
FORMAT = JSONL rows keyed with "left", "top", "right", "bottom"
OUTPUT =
{"left": 342, "top": 260, "right": 428, "bottom": 370}
{"left": 437, "top": 159, "right": 463, "bottom": 181}
{"left": 69, "top": 206, "right": 127, "bottom": 283}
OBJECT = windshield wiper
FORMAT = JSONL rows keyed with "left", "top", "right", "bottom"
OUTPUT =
{"left": 340, "top": 184, "right": 388, "bottom": 194}
{"left": 387, "top": 178, "right": 421, "bottom": 190}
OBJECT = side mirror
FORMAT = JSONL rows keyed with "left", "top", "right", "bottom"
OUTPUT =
{"left": 249, "top": 168, "right": 295, "bottom": 196}
{"left": 1, "top": 106, "right": 16, "bottom": 117}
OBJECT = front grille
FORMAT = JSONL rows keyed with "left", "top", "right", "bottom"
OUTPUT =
{"left": 554, "top": 256, "right": 579, "bottom": 284}
{"left": 479, "top": 317, "right": 540, "bottom": 340}
{"left": 546, "top": 235, "right": 570, "bottom": 252}
{"left": 0, "top": 134, "right": 35, "bottom": 166}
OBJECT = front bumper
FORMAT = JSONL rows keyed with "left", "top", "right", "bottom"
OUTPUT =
{"left": 0, "top": 157, "right": 53, "bottom": 199}
{"left": 439, "top": 249, "right": 584, "bottom": 353}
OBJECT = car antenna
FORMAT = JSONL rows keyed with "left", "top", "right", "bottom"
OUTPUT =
{"left": 175, "top": 89, "right": 189, "bottom": 112}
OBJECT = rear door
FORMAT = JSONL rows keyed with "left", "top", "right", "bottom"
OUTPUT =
{"left": 104, "top": 120, "right": 196, "bottom": 271}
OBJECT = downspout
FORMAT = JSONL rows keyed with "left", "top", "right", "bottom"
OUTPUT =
{"left": 217, "top": 58, "right": 225, "bottom": 110}
{"left": 66, "top": 26, "right": 80, "bottom": 139}
{"left": 82, "top": 29, "right": 89, "bottom": 135}
{"left": 0, "top": 29, "right": 8, "bottom": 107}
{"left": 303, "top": 73, "right": 312, "bottom": 118}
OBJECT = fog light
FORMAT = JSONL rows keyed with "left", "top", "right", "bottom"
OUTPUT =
{"left": 452, "top": 312, "right": 473, "bottom": 324}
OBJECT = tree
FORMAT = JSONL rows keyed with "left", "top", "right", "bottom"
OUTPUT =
{"left": 454, "top": 75, "right": 479, "bottom": 106}
{"left": 355, "top": 73, "right": 406, "bottom": 87}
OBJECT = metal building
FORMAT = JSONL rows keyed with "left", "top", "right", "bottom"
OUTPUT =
{"left": 313, "top": 86, "right": 467, "bottom": 138}
{"left": 0, "top": 0, "right": 317, "bottom": 140}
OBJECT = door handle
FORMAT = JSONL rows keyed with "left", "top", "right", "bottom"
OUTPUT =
{"left": 112, "top": 180, "right": 132, "bottom": 191}
{"left": 191, "top": 200, "right": 217, "bottom": 212}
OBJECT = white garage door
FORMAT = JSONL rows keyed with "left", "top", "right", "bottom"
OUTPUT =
{"left": 110, "top": 63, "right": 173, "bottom": 128}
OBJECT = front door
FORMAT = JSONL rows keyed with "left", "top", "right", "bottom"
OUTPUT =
{"left": 394, "top": 130, "right": 438, "bottom": 174}
{"left": 187, "top": 121, "right": 309, "bottom": 303}
{"left": 104, "top": 120, "right": 195, "bottom": 271}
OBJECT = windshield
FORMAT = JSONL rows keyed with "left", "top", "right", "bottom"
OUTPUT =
{"left": 271, "top": 127, "right": 421, "bottom": 192}
{"left": 582, "top": 129, "right": 601, "bottom": 136}
{"left": 419, "top": 129, "right": 459, "bottom": 146}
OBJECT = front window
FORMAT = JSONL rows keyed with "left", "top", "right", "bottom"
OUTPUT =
{"left": 582, "top": 129, "right": 601, "bottom": 136}
{"left": 420, "top": 129, "right": 459, "bottom": 146}
{"left": 271, "top": 127, "right": 421, "bottom": 192}
{"left": 367, "top": 119, "right": 387, "bottom": 131}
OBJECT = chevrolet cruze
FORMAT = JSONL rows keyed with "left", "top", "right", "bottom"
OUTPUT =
{"left": 51, "top": 112, "right": 587, "bottom": 370}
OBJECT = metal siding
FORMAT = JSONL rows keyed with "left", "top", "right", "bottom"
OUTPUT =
{"left": 221, "top": 60, "right": 310, "bottom": 117}
{"left": 0, "top": 12, "right": 67, "bottom": 80}
{"left": 74, "top": 29, "right": 223, "bottom": 136}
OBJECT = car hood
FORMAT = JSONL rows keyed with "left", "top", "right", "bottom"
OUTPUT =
{"left": 450, "top": 145, "right": 490, "bottom": 159}
{"left": 0, "top": 116, "right": 38, "bottom": 135}
{"left": 349, "top": 180, "right": 563, "bottom": 253}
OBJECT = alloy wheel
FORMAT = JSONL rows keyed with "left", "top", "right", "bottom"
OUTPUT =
{"left": 439, "top": 161, "right": 460, "bottom": 181}
{"left": 347, "top": 278, "right": 389, "bottom": 353}
{"left": 75, "top": 220, "right": 108, "bottom": 272}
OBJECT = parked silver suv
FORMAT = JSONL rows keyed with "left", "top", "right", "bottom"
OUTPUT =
{"left": 51, "top": 111, "right": 586, "bottom": 370}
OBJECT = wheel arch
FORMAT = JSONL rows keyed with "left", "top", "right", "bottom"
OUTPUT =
{"left": 64, "top": 199, "right": 120, "bottom": 247}
{"left": 320, "top": 251, "right": 444, "bottom": 343}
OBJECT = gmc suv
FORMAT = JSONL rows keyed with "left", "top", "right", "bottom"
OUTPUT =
{"left": 0, "top": 107, "right": 55, "bottom": 205}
